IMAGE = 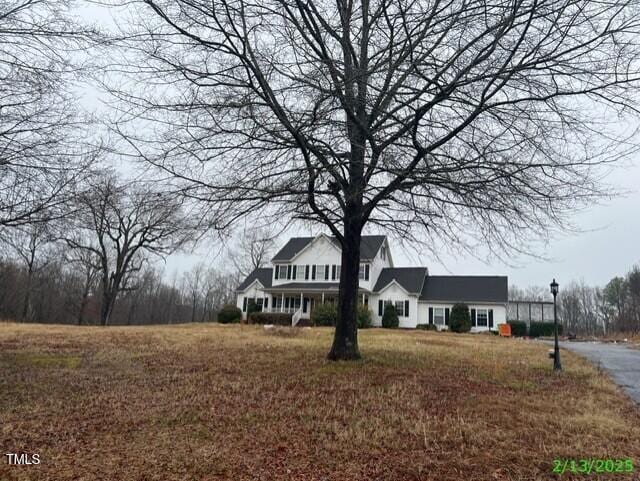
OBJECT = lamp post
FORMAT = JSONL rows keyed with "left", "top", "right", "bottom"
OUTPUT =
{"left": 550, "top": 278, "right": 562, "bottom": 371}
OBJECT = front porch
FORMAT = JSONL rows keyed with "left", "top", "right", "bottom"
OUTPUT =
{"left": 263, "top": 290, "right": 370, "bottom": 324}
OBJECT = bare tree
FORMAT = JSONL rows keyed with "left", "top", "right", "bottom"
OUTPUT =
{"left": 0, "top": 222, "right": 56, "bottom": 320}
{"left": 112, "top": 0, "right": 640, "bottom": 359}
{"left": 64, "top": 233, "right": 102, "bottom": 325}
{"left": 229, "top": 227, "right": 277, "bottom": 279}
{"left": 67, "top": 171, "right": 191, "bottom": 326}
{"left": 183, "top": 262, "right": 205, "bottom": 323}
{"left": 0, "top": 0, "right": 96, "bottom": 227}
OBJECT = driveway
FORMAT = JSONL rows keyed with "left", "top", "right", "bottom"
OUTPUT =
{"left": 557, "top": 341, "right": 640, "bottom": 403}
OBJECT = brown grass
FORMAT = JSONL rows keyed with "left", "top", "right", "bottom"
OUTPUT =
{"left": 0, "top": 323, "right": 639, "bottom": 481}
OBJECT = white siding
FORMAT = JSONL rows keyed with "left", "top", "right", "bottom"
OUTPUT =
{"left": 417, "top": 302, "right": 507, "bottom": 331}
{"left": 271, "top": 235, "right": 341, "bottom": 286}
{"left": 365, "top": 238, "right": 393, "bottom": 292}
{"left": 236, "top": 283, "right": 270, "bottom": 320}
{"left": 271, "top": 234, "right": 390, "bottom": 290}
{"left": 369, "top": 283, "right": 419, "bottom": 328}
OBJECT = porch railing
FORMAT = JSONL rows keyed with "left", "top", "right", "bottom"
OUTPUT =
{"left": 292, "top": 307, "right": 303, "bottom": 327}
{"left": 263, "top": 307, "right": 298, "bottom": 314}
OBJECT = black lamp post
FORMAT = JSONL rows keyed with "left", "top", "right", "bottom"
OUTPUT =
{"left": 550, "top": 278, "right": 562, "bottom": 371}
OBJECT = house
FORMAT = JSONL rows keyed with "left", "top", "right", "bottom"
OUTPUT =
{"left": 235, "top": 234, "right": 508, "bottom": 330}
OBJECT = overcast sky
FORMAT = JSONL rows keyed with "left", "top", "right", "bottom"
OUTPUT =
{"left": 163, "top": 160, "right": 640, "bottom": 290}
{"left": 78, "top": 2, "right": 640, "bottom": 291}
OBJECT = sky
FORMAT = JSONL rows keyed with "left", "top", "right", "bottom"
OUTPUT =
{"left": 162, "top": 159, "right": 640, "bottom": 291}
{"left": 76, "top": 2, "right": 640, "bottom": 291}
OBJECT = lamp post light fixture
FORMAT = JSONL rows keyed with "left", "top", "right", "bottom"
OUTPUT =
{"left": 550, "top": 278, "right": 562, "bottom": 371}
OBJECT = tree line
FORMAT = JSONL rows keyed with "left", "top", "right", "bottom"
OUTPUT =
{"left": 0, "top": 168, "right": 243, "bottom": 325}
{"left": 510, "top": 266, "right": 640, "bottom": 336}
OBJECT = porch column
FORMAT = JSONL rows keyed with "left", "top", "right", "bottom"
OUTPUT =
{"left": 300, "top": 292, "right": 303, "bottom": 311}
{"left": 322, "top": 292, "right": 324, "bottom": 304}
{"left": 281, "top": 293, "right": 284, "bottom": 313}
{"left": 362, "top": 293, "right": 365, "bottom": 305}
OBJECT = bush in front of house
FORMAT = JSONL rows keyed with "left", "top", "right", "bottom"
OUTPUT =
{"left": 311, "top": 303, "right": 337, "bottom": 326}
{"left": 382, "top": 303, "right": 399, "bottom": 328}
{"left": 416, "top": 323, "right": 437, "bottom": 331}
{"left": 248, "top": 312, "right": 292, "bottom": 326}
{"left": 507, "top": 320, "right": 528, "bottom": 336}
{"left": 247, "top": 299, "right": 261, "bottom": 315}
{"left": 217, "top": 305, "right": 242, "bottom": 324}
{"left": 357, "top": 305, "right": 373, "bottom": 329}
{"left": 449, "top": 303, "right": 471, "bottom": 333}
{"left": 529, "top": 321, "right": 563, "bottom": 338}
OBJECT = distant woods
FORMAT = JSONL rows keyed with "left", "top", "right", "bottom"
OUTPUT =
{"left": 0, "top": 254, "right": 239, "bottom": 325}
{"left": 510, "top": 266, "right": 640, "bottom": 336}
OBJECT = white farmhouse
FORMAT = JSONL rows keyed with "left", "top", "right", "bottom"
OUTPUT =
{"left": 236, "top": 234, "right": 508, "bottom": 330}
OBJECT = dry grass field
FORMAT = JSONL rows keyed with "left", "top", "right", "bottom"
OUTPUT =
{"left": 1, "top": 323, "right": 639, "bottom": 481}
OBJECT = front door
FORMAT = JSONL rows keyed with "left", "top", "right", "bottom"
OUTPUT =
{"left": 303, "top": 297, "right": 309, "bottom": 314}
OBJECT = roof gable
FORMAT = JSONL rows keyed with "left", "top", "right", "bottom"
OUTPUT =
{"left": 237, "top": 268, "right": 273, "bottom": 291}
{"left": 419, "top": 276, "right": 508, "bottom": 303}
{"left": 271, "top": 235, "right": 387, "bottom": 262}
{"left": 373, "top": 267, "right": 428, "bottom": 294}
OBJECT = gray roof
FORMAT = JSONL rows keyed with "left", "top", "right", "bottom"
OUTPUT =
{"left": 237, "top": 268, "right": 273, "bottom": 291}
{"left": 419, "top": 276, "right": 508, "bottom": 303}
{"left": 373, "top": 267, "right": 428, "bottom": 294}
{"left": 272, "top": 235, "right": 386, "bottom": 262}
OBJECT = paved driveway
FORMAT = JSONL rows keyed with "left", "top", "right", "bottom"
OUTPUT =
{"left": 558, "top": 341, "right": 640, "bottom": 403}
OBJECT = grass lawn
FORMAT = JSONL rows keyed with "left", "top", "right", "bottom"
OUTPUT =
{"left": 1, "top": 323, "right": 639, "bottom": 481}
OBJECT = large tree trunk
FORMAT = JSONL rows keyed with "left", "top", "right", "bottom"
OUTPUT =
{"left": 328, "top": 216, "right": 362, "bottom": 361}
{"left": 100, "top": 282, "right": 118, "bottom": 326}
{"left": 100, "top": 291, "right": 112, "bottom": 326}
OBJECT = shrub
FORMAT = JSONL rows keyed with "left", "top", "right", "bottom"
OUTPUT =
{"left": 529, "top": 321, "right": 563, "bottom": 338}
{"left": 449, "top": 303, "right": 471, "bottom": 333}
{"left": 217, "top": 305, "right": 242, "bottom": 324}
{"left": 247, "top": 299, "right": 261, "bottom": 315}
{"left": 416, "top": 323, "right": 437, "bottom": 331}
{"left": 357, "top": 305, "right": 373, "bottom": 329}
{"left": 507, "top": 320, "right": 528, "bottom": 337}
{"left": 311, "top": 303, "right": 337, "bottom": 326}
{"left": 382, "top": 303, "right": 399, "bottom": 328}
{"left": 248, "top": 312, "right": 292, "bottom": 326}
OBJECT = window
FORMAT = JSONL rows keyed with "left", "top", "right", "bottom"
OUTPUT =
{"left": 316, "top": 264, "right": 326, "bottom": 280}
{"left": 274, "top": 297, "right": 282, "bottom": 309}
{"left": 277, "top": 265, "right": 288, "bottom": 279}
{"left": 295, "top": 265, "right": 306, "bottom": 280}
{"left": 381, "top": 246, "right": 386, "bottom": 261}
{"left": 255, "top": 298, "right": 264, "bottom": 312}
{"left": 395, "top": 301, "right": 404, "bottom": 317}
{"left": 433, "top": 307, "right": 445, "bottom": 325}
{"left": 293, "top": 297, "right": 301, "bottom": 309}
{"left": 336, "top": 265, "right": 341, "bottom": 279}
{"left": 477, "top": 309, "right": 488, "bottom": 327}
{"left": 358, "top": 263, "right": 369, "bottom": 280}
